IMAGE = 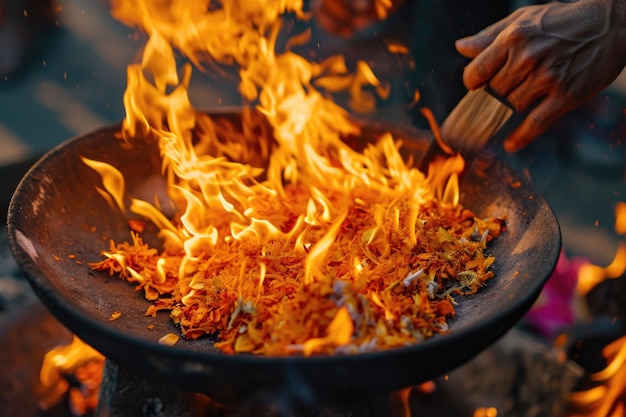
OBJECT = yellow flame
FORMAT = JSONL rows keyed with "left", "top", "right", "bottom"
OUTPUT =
{"left": 301, "top": 306, "right": 354, "bottom": 356}
{"left": 576, "top": 202, "right": 626, "bottom": 296}
{"left": 569, "top": 336, "right": 626, "bottom": 417}
{"left": 81, "top": 157, "right": 126, "bottom": 213}
{"left": 389, "top": 387, "right": 412, "bottom": 417}
{"left": 304, "top": 208, "right": 348, "bottom": 285}
{"left": 615, "top": 202, "right": 626, "bottom": 236}
{"left": 474, "top": 407, "right": 498, "bottom": 417}
{"left": 39, "top": 336, "right": 104, "bottom": 410}
{"left": 570, "top": 202, "right": 626, "bottom": 416}
{"left": 85, "top": 0, "right": 474, "bottom": 356}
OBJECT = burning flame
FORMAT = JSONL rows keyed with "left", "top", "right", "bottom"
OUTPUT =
{"left": 577, "top": 204, "right": 626, "bottom": 296}
{"left": 568, "top": 201, "right": 626, "bottom": 416}
{"left": 39, "top": 336, "right": 104, "bottom": 415}
{"left": 81, "top": 0, "right": 505, "bottom": 356}
{"left": 568, "top": 335, "right": 626, "bottom": 417}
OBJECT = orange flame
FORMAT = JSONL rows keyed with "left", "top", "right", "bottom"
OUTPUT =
{"left": 576, "top": 244, "right": 626, "bottom": 296}
{"left": 38, "top": 336, "right": 104, "bottom": 414}
{"left": 82, "top": 0, "right": 502, "bottom": 356}
{"left": 569, "top": 202, "right": 626, "bottom": 416}
{"left": 300, "top": 306, "right": 354, "bottom": 356}
{"left": 577, "top": 203, "right": 626, "bottom": 296}
{"left": 569, "top": 336, "right": 626, "bottom": 417}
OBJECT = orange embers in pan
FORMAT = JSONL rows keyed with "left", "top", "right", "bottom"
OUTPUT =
{"left": 90, "top": 162, "right": 504, "bottom": 356}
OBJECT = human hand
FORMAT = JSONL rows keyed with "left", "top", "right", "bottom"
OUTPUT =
{"left": 455, "top": 0, "right": 626, "bottom": 152}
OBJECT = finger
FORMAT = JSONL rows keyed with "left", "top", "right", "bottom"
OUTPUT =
{"left": 455, "top": 11, "right": 521, "bottom": 58}
{"left": 487, "top": 50, "right": 536, "bottom": 97}
{"left": 455, "top": 35, "right": 490, "bottom": 59}
{"left": 503, "top": 96, "right": 564, "bottom": 152}
{"left": 505, "top": 72, "right": 558, "bottom": 113}
{"left": 462, "top": 43, "right": 509, "bottom": 90}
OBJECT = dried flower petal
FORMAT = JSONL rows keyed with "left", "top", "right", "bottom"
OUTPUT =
{"left": 158, "top": 333, "right": 180, "bottom": 346}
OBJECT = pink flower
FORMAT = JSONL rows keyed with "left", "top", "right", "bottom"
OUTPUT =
{"left": 523, "top": 250, "right": 586, "bottom": 338}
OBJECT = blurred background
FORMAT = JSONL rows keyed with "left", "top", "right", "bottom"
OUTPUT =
{"left": 0, "top": 0, "right": 242, "bottom": 164}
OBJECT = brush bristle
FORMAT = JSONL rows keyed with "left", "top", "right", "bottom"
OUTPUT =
{"left": 440, "top": 87, "right": 513, "bottom": 156}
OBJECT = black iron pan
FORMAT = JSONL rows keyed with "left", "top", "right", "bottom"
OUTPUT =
{"left": 7, "top": 112, "right": 560, "bottom": 403}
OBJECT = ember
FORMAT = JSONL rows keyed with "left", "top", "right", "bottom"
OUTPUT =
{"left": 83, "top": 0, "right": 505, "bottom": 356}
